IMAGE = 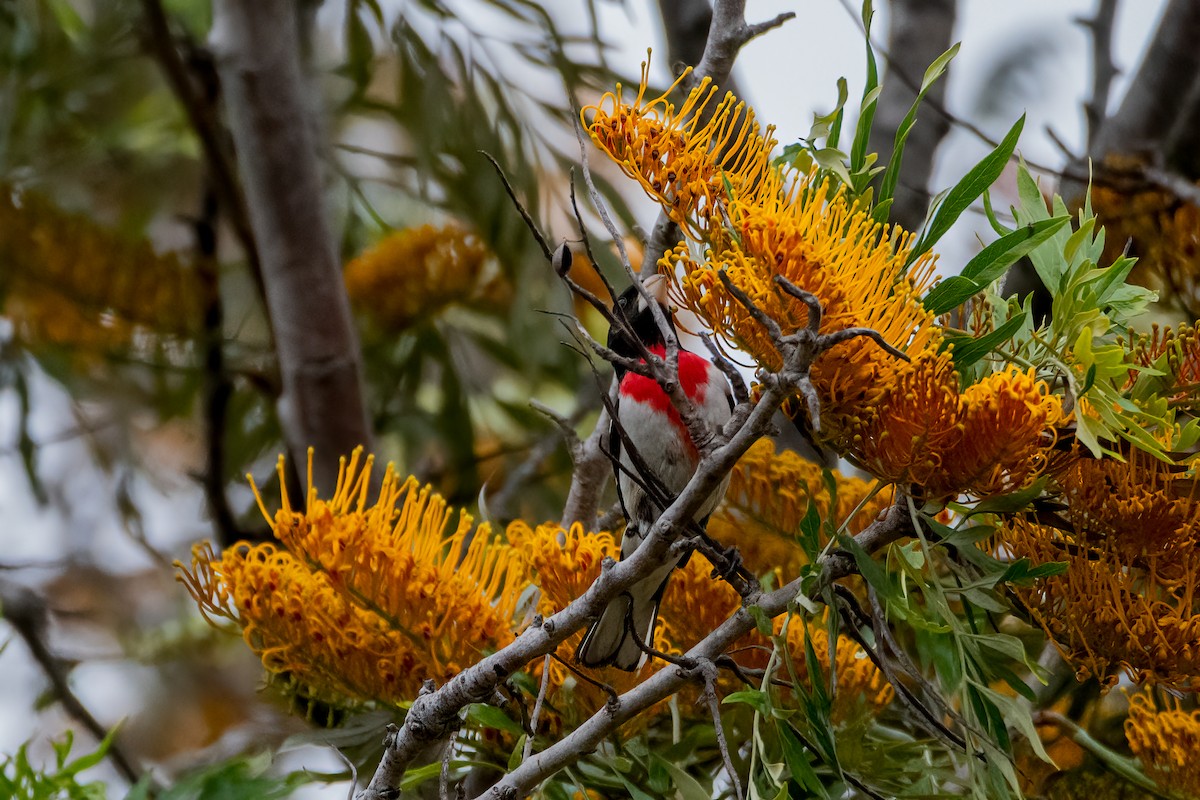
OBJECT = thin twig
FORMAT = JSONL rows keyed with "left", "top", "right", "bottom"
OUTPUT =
{"left": 1079, "top": 0, "right": 1121, "bottom": 148}
{"left": 522, "top": 655, "right": 553, "bottom": 762}
{"left": 439, "top": 729, "right": 458, "bottom": 800}
{"left": 138, "top": 0, "right": 263, "bottom": 291}
{"left": 697, "top": 660, "right": 744, "bottom": 800}
{"left": 642, "top": 2, "right": 797, "bottom": 276}
{"left": 473, "top": 504, "right": 914, "bottom": 800}
{"left": 0, "top": 578, "right": 147, "bottom": 788}
{"left": 481, "top": 150, "right": 553, "bottom": 260}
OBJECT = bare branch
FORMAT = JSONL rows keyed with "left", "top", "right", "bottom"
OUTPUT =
{"left": 699, "top": 333, "right": 750, "bottom": 405}
{"left": 773, "top": 275, "right": 822, "bottom": 334}
{"left": 439, "top": 730, "right": 457, "bottom": 800}
{"left": 139, "top": 0, "right": 263, "bottom": 289}
{"left": 697, "top": 660, "right": 744, "bottom": 800}
{"left": 475, "top": 504, "right": 914, "bottom": 800}
{"left": 559, "top": 402, "right": 612, "bottom": 530}
{"left": 482, "top": 150, "right": 553, "bottom": 261}
{"left": 718, "top": 270, "right": 782, "bottom": 340}
{"left": 529, "top": 400, "right": 585, "bottom": 462}
{"left": 521, "top": 655, "right": 553, "bottom": 762}
{"left": 358, "top": 276, "right": 910, "bottom": 798}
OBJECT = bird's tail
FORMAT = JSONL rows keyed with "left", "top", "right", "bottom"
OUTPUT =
{"left": 575, "top": 561, "right": 675, "bottom": 671}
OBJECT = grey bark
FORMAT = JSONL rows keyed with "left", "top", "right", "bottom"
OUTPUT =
{"left": 655, "top": 0, "right": 746, "bottom": 99}
{"left": 209, "top": 0, "right": 374, "bottom": 493}
{"left": 1089, "top": 0, "right": 1200, "bottom": 168}
{"left": 868, "top": 0, "right": 958, "bottom": 234}
{"left": 1060, "top": 0, "right": 1200, "bottom": 206}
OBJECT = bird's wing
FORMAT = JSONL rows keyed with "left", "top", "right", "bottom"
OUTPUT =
{"left": 609, "top": 386, "right": 631, "bottom": 523}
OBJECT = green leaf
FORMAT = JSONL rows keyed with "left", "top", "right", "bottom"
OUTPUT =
{"left": 748, "top": 604, "right": 774, "bottom": 637}
{"left": 910, "top": 114, "right": 1025, "bottom": 262}
{"left": 778, "top": 722, "right": 829, "bottom": 797}
{"left": 966, "top": 477, "right": 1048, "bottom": 515}
{"left": 874, "top": 42, "right": 960, "bottom": 220}
{"left": 942, "top": 310, "right": 1028, "bottom": 372}
{"left": 999, "top": 557, "right": 1068, "bottom": 584}
{"left": 615, "top": 774, "right": 656, "bottom": 800}
{"left": 798, "top": 499, "right": 823, "bottom": 562}
{"left": 922, "top": 216, "right": 1069, "bottom": 314}
{"left": 466, "top": 703, "right": 524, "bottom": 736}
{"left": 651, "top": 754, "right": 710, "bottom": 800}
{"left": 723, "top": 689, "right": 768, "bottom": 713}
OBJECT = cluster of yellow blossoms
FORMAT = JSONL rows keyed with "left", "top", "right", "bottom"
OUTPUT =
{"left": 180, "top": 449, "right": 526, "bottom": 705}
{"left": 1090, "top": 153, "right": 1200, "bottom": 318}
{"left": 994, "top": 326, "right": 1200, "bottom": 689}
{"left": 343, "top": 223, "right": 506, "bottom": 332}
{"left": 1124, "top": 693, "right": 1200, "bottom": 798}
{"left": 1002, "top": 447, "right": 1200, "bottom": 689}
{"left": 582, "top": 69, "right": 1065, "bottom": 502}
{"left": 0, "top": 187, "right": 201, "bottom": 355}
{"left": 706, "top": 438, "right": 892, "bottom": 582}
{"left": 180, "top": 444, "right": 892, "bottom": 723}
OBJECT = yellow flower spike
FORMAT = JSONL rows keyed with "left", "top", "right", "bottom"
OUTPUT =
{"left": 935, "top": 367, "right": 1065, "bottom": 498}
{"left": 1000, "top": 512, "right": 1200, "bottom": 690}
{"left": 582, "top": 60, "right": 776, "bottom": 239}
{"left": 344, "top": 224, "right": 503, "bottom": 332}
{"left": 178, "top": 450, "right": 530, "bottom": 707}
{"left": 706, "top": 439, "right": 892, "bottom": 581}
{"left": 507, "top": 521, "right": 675, "bottom": 726}
{"left": 841, "top": 351, "right": 964, "bottom": 490}
{"left": 1125, "top": 693, "right": 1200, "bottom": 798}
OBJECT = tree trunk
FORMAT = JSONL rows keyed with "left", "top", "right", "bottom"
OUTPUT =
{"left": 210, "top": 0, "right": 374, "bottom": 494}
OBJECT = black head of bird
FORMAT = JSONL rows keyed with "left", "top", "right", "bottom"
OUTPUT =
{"left": 609, "top": 274, "right": 676, "bottom": 370}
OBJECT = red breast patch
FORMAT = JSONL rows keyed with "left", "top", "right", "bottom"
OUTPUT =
{"left": 618, "top": 346, "right": 712, "bottom": 443}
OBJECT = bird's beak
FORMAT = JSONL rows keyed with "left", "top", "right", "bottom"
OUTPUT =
{"left": 641, "top": 273, "right": 671, "bottom": 307}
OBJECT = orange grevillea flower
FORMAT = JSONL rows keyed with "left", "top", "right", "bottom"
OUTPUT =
{"left": 817, "top": 354, "right": 1063, "bottom": 501}
{"left": 936, "top": 367, "right": 1065, "bottom": 497}
{"left": 582, "top": 62, "right": 776, "bottom": 239}
{"left": 707, "top": 438, "right": 892, "bottom": 581}
{"left": 1125, "top": 693, "right": 1200, "bottom": 798}
{"left": 344, "top": 223, "right": 504, "bottom": 331}
{"left": 178, "top": 449, "right": 529, "bottom": 706}
{"left": 839, "top": 351, "right": 963, "bottom": 490}
{"left": 1, "top": 186, "right": 201, "bottom": 355}
{"left": 659, "top": 556, "right": 893, "bottom": 717}
{"left": 1127, "top": 323, "right": 1200, "bottom": 409}
{"left": 1059, "top": 450, "right": 1200, "bottom": 566}
{"left": 506, "top": 521, "right": 672, "bottom": 725}
{"left": 584, "top": 68, "right": 1072, "bottom": 503}
{"left": 1000, "top": 452, "right": 1200, "bottom": 690}
{"left": 508, "top": 514, "right": 890, "bottom": 724}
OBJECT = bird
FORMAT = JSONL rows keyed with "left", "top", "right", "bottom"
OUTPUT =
{"left": 576, "top": 274, "right": 734, "bottom": 670}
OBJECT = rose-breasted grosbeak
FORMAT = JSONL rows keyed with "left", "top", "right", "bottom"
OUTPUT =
{"left": 576, "top": 275, "right": 734, "bottom": 670}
